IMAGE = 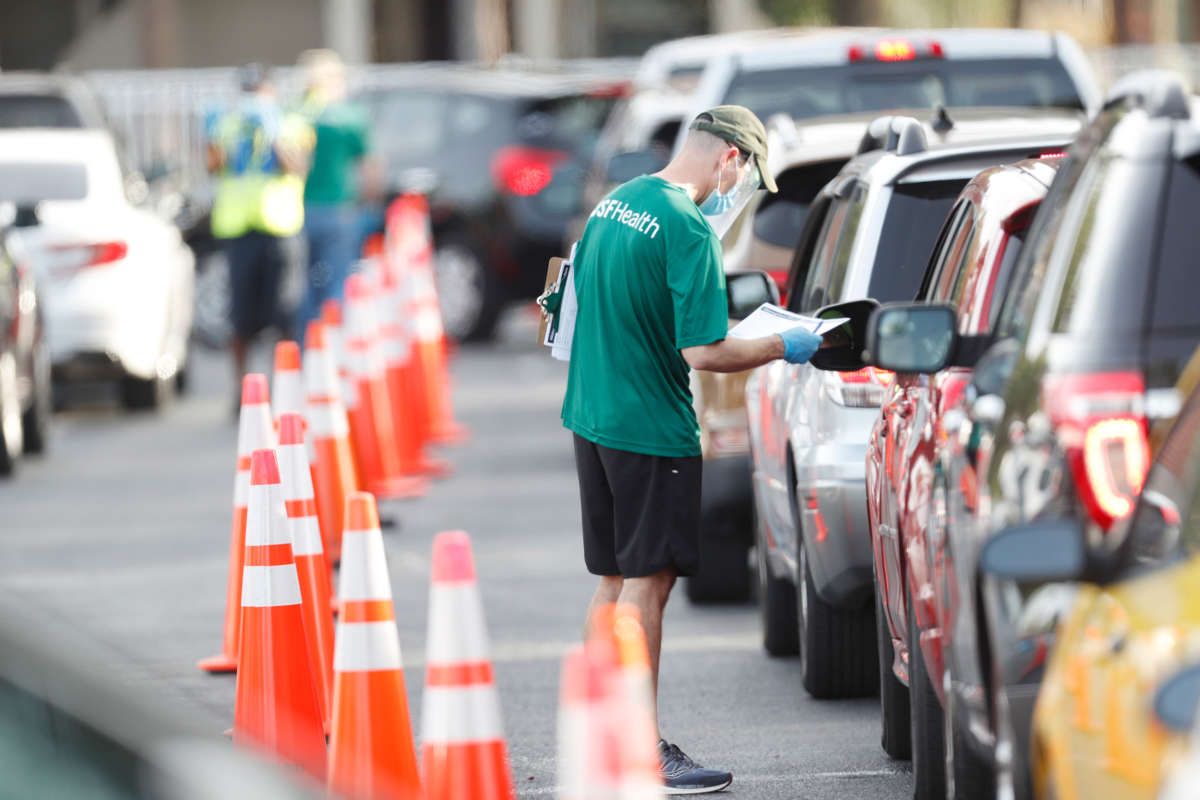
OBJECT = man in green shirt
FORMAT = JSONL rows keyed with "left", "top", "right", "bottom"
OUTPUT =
{"left": 562, "top": 106, "right": 825, "bottom": 793}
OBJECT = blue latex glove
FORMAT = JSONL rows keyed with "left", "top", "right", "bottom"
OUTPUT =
{"left": 778, "top": 325, "right": 822, "bottom": 364}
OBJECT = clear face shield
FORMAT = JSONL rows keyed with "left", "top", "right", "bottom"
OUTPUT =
{"left": 699, "top": 153, "right": 762, "bottom": 239}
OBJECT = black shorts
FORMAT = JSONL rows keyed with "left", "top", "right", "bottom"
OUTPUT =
{"left": 224, "top": 231, "right": 285, "bottom": 338}
{"left": 572, "top": 434, "right": 701, "bottom": 578}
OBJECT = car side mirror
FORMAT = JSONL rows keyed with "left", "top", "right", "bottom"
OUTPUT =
{"left": 979, "top": 518, "right": 1087, "bottom": 583}
{"left": 1154, "top": 662, "right": 1200, "bottom": 734}
{"left": 725, "top": 270, "right": 780, "bottom": 320}
{"left": 807, "top": 298, "right": 879, "bottom": 372}
{"left": 606, "top": 150, "right": 668, "bottom": 184}
{"left": 864, "top": 303, "right": 958, "bottom": 374}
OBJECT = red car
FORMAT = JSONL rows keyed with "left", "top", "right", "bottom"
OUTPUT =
{"left": 863, "top": 155, "right": 1063, "bottom": 768}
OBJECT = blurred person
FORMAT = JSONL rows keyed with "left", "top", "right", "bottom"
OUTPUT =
{"left": 294, "top": 49, "right": 381, "bottom": 339}
{"left": 562, "top": 106, "right": 828, "bottom": 794}
{"left": 206, "top": 63, "right": 311, "bottom": 402}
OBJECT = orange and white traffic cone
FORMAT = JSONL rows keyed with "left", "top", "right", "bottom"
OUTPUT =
{"left": 278, "top": 413, "right": 335, "bottom": 731}
{"left": 399, "top": 196, "right": 467, "bottom": 446}
{"left": 376, "top": 232, "right": 449, "bottom": 479}
{"left": 320, "top": 299, "right": 357, "bottom": 412}
{"left": 557, "top": 644, "right": 622, "bottom": 800}
{"left": 587, "top": 605, "right": 663, "bottom": 799}
{"left": 198, "top": 373, "right": 274, "bottom": 674}
{"left": 343, "top": 274, "right": 427, "bottom": 500}
{"left": 421, "top": 530, "right": 514, "bottom": 800}
{"left": 233, "top": 448, "right": 326, "bottom": 780}
{"left": 273, "top": 341, "right": 305, "bottom": 430}
{"left": 327, "top": 492, "right": 423, "bottom": 800}
{"left": 304, "top": 320, "right": 359, "bottom": 564}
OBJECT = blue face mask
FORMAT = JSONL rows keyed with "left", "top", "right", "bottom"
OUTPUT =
{"left": 699, "top": 161, "right": 737, "bottom": 216}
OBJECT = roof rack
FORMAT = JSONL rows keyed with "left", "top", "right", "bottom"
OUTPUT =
{"left": 1103, "top": 70, "right": 1191, "bottom": 120}
{"left": 855, "top": 115, "right": 927, "bottom": 156}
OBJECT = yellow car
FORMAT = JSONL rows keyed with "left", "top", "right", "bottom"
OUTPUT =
{"left": 981, "top": 380, "right": 1200, "bottom": 799}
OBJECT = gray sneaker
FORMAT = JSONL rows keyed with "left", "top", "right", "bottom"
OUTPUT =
{"left": 658, "top": 739, "right": 733, "bottom": 794}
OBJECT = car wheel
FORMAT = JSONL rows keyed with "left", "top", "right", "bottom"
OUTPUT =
{"left": 685, "top": 530, "right": 752, "bottom": 604}
{"left": 0, "top": 351, "right": 22, "bottom": 476}
{"left": 21, "top": 334, "right": 51, "bottom": 455}
{"left": 797, "top": 540, "right": 877, "bottom": 698}
{"left": 758, "top": 518, "right": 799, "bottom": 655}
{"left": 876, "top": 584, "right": 911, "bottom": 759}
{"left": 908, "top": 586, "right": 947, "bottom": 799}
{"left": 192, "top": 250, "right": 232, "bottom": 351}
{"left": 120, "top": 372, "right": 174, "bottom": 412}
{"left": 943, "top": 670, "right": 995, "bottom": 799}
{"left": 433, "top": 234, "right": 501, "bottom": 343}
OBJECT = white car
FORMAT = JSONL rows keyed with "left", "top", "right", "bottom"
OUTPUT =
{"left": 0, "top": 130, "right": 194, "bottom": 410}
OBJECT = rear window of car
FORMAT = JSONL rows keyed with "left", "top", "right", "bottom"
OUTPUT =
{"left": 1148, "top": 155, "right": 1200, "bottom": 332}
{"left": 0, "top": 94, "right": 83, "bottom": 128}
{"left": 723, "top": 58, "right": 1083, "bottom": 121}
{"left": 867, "top": 179, "right": 965, "bottom": 301}
{"left": 752, "top": 159, "right": 846, "bottom": 248}
{"left": 517, "top": 94, "right": 617, "bottom": 157}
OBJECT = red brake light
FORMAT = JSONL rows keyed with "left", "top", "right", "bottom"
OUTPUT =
{"left": 491, "top": 146, "right": 568, "bottom": 196}
{"left": 875, "top": 39, "right": 917, "bottom": 61}
{"left": 50, "top": 240, "right": 127, "bottom": 269}
{"left": 929, "top": 41, "right": 944, "bottom": 58}
{"left": 1043, "top": 371, "right": 1150, "bottom": 529}
{"left": 1039, "top": 151, "right": 1068, "bottom": 160}
{"left": 847, "top": 45, "right": 864, "bottom": 62}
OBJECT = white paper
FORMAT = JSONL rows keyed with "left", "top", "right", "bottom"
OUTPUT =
{"left": 727, "top": 303, "right": 848, "bottom": 340}
{"left": 549, "top": 243, "right": 578, "bottom": 362}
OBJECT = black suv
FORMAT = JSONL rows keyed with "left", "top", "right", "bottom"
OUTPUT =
{"left": 866, "top": 71, "right": 1200, "bottom": 797}
{"left": 359, "top": 65, "right": 627, "bottom": 341}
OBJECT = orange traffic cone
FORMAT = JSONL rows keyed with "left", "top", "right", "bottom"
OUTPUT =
{"left": 327, "top": 492, "right": 423, "bottom": 800}
{"left": 398, "top": 195, "right": 467, "bottom": 445}
{"left": 343, "top": 274, "right": 427, "bottom": 500}
{"left": 278, "top": 413, "right": 335, "bottom": 731}
{"left": 304, "top": 320, "right": 359, "bottom": 564}
{"left": 320, "top": 299, "right": 357, "bottom": 411}
{"left": 273, "top": 341, "right": 305, "bottom": 430}
{"left": 233, "top": 448, "right": 326, "bottom": 780}
{"left": 557, "top": 644, "right": 622, "bottom": 800}
{"left": 421, "top": 530, "right": 514, "bottom": 800}
{"left": 587, "top": 605, "right": 663, "bottom": 799}
{"left": 199, "top": 373, "right": 274, "bottom": 674}
{"left": 375, "top": 238, "right": 449, "bottom": 479}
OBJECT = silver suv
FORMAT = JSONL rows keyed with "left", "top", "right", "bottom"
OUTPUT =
{"left": 744, "top": 111, "right": 1080, "bottom": 698}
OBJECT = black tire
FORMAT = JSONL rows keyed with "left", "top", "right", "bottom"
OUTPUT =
{"left": 908, "top": 587, "right": 947, "bottom": 800}
{"left": 797, "top": 542, "right": 877, "bottom": 699}
{"left": 685, "top": 533, "right": 752, "bottom": 604}
{"left": 21, "top": 337, "right": 50, "bottom": 455}
{"left": 0, "top": 423, "right": 14, "bottom": 477}
{"left": 876, "top": 586, "right": 912, "bottom": 759}
{"left": 433, "top": 234, "right": 502, "bottom": 343}
{"left": 945, "top": 689, "right": 995, "bottom": 799}
{"left": 758, "top": 528, "right": 799, "bottom": 656}
{"left": 174, "top": 357, "right": 190, "bottom": 395}
{"left": 120, "top": 373, "right": 173, "bottom": 411}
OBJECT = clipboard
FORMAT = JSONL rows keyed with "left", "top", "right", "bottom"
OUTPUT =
{"left": 536, "top": 256, "right": 569, "bottom": 345}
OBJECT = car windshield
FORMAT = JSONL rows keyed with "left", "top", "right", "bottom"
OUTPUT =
{"left": 0, "top": 95, "right": 83, "bottom": 128}
{"left": 724, "top": 58, "right": 1083, "bottom": 120}
{"left": 752, "top": 159, "right": 847, "bottom": 248}
{"left": 867, "top": 179, "right": 965, "bottom": 301}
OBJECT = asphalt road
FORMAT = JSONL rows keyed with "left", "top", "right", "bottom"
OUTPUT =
{"left": 0, "top": 308, "right": 913, "bottom": 800}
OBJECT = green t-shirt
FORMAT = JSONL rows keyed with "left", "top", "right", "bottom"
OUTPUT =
{"left": 561, "top": 175, "right": 727, "bottom": 457}
{"left": 303, "top": 101, "right": 370, "bottom": 206}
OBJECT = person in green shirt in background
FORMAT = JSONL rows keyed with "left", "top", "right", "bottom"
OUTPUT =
{"left": 293, "top": 50, "right": 382, "bottom": 339}
{"left": 206, "top": 63, "right": 311, "bottom": 401}
{"left": 562, "top": 106, "right": 827, "bottom": 794}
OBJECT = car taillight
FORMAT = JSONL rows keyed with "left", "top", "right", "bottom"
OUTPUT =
{"left": 491, "top": 146, "right": 568, "bottom": 196}
{"left": 766, "top": 269, "right": 789, "bottom": 305}
{"left": 46, "top": 240, "right": 128, "bottom": 275}
{"left": 1043, "top": 371, "right": 1151, "bottom": 529}
{"left": 875, "top": 39, "right": 917, "bottom": 61}
{"left": 849, "top": 39, "right": 941, "bottom": 63}
{"left": 705, "top": 407, "right": 750, "bottom": 457}
{"left": 824, "top": 366, "right": 894, "bottom": 408}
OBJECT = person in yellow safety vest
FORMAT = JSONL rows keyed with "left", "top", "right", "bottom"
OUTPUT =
{"left": 206, "top": 62, "right": 313, "bottom": 407}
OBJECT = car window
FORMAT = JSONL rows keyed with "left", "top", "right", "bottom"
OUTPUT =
{"left": 866, "top": 179, "right": 964, "bottom": 302}
{"left": 520, "top": 95, "right": 619, "bottom": 158}
{"left": 0, "top": 94, "right": 83, "bottom": 128}
{"left": 822, "top": 184, "right": 869, "bottom": 305}
{"left": 983, "top": 226, "right": 1027, "bottom": 330}
{"left": 784, "top": 194, "right": 831, "bottom": 310}
{"left": 753, "top": 159, "right": 846, "bottom": 248}
{"left": 722, "top": 58, "right": 1083, "bottom": 121}
{"left": 796, "top": 189, "right": 853, "bottom": 312}
{"left": 919, "top": 200, "right": 968, "bottom": 300}
{"left": 0, "top": 677, "right": 146, "bottom": 799}
{"left": 1148, "top": 155, "right": 1200, "bottom": 333}
{"left": 932, "top": 204, "right": 976, "bottom": 302}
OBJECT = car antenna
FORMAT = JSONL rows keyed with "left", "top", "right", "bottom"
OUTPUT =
{"left": 931, "top": 105, "right": 953, "bottom": 134}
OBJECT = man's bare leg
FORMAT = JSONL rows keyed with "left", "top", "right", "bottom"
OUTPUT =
{"left": 617, "top": 567, "right": 676, "bottom": 739}
{"left": 584, "top": 575, "right": 623, "bottom": 639}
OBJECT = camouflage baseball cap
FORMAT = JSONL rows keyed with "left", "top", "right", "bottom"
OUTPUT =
{"left": 689, "top": 105, "right": 777, "bottom": 193}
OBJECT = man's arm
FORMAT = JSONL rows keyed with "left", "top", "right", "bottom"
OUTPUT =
{"left": 681, "top": 335, "right": 784, "bottom": 373}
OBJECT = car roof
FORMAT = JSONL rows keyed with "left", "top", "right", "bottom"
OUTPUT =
{"left": 633, "top": 27, "right": 848, "bottom": 87}
{"left": 0, "top": 71, "right": 108, "bottom": 128}
{"left": 357, "top": 61, "right": 634, "bottom": 100}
